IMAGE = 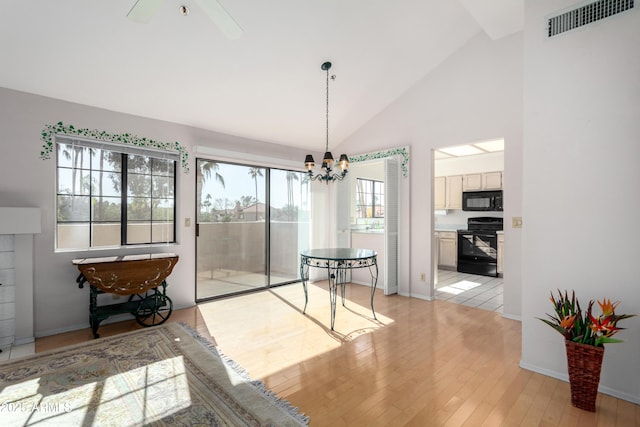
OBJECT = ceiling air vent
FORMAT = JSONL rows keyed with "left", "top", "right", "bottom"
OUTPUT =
{"left": 548, "top": 0, "right": 635, "bottom": 37}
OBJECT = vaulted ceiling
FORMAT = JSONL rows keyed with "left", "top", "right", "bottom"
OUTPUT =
{"left": 0, "top": 0, "right": 523, "bottom": 150}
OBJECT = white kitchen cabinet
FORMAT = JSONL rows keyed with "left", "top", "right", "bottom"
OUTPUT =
{"left": 435, "top": 175, "right": 462, "bottom": 210}
{"left": 497, "top": 233, "right": 504, "bottom": 275}
{"left": 462, "top": 173, "right": 483, "bottom": 191}
{"left": 434, "top": 176, "right": 446, "bottom": 209}
{"left": 463, "top": 171, "right": 502, "bottom": 191}
{"left": 437, "top": 231, "right": 457, "bottom": 269}
{"left": 483, "top": 171, "right": 502, "bottom": 189}
{"left": 446, "top": 175, "right": 463, "bottom": 209}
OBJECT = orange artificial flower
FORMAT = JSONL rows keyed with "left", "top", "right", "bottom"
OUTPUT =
{"left": 560, "top": 314, "right": 576, "bottom": 330}
{"left": 598, "top": 298, "right": 619, "bottom": 317}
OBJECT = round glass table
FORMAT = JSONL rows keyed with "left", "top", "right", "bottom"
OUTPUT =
{"left": 299, "top": 248, "right": 378, "bottom": 330}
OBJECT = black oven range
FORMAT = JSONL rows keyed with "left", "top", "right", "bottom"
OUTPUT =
{"left": 457, "top": 217, "right": 503, "bottom": 277}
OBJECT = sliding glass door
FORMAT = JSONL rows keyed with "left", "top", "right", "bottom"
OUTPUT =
{"left": 196, "top": 160, "right": 309, "bottom": 300}
{"left": 269, "top": 169, "right": 310, "bottom": 285}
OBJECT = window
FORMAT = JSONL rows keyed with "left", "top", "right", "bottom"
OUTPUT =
{"left": 355, "top": 178, "right": 385, "bottom": 218}
{"left": 56, "top": 138, "right": 176, "bottom": 250}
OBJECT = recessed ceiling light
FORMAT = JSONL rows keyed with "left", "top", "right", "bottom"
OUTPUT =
{"left": 438, "top": 145, "right": 484, "bottom": 157}
{"left": 474, "top": 138, "right": 504, "bottom": 152}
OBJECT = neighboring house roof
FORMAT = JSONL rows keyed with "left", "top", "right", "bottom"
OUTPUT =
{"left": 241, "top": 203, "right": 267, "bottom": 214}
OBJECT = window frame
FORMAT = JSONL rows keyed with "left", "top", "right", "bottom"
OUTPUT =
{"left": 55, "top": 137, "right": 178, "bottom": 251}
{"left": 355, "top": 178, "right": 385, "bottom": 219}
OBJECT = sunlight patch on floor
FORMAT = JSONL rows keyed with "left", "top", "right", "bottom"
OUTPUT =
{"left": 0, "top": 358, "right": 191, "bottom": 425}
{"left": 197, "top": 283, "right": 394, "bottom": 378}
{"left": 438, "top": 279, "right": 482, "bottom": 295}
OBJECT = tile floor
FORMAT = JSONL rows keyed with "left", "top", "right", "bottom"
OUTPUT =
{"left": 0, "top": 342, "right": 35, "bottom": 362}
{"left": 435, "top": 269, "right": 503, "bottom": 312}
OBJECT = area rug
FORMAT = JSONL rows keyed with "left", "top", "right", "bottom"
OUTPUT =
{"left": 0, "top": 323, "right": 309, "bottom": 426}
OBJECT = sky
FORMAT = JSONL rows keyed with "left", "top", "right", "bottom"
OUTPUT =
{"left": 199, "top": 162, "right": 308, "bottom": 210}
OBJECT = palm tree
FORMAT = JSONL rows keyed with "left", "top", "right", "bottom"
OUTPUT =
{"left": 286, "top": 171, "right": 299, "bottom": 221}
{"left": 248, "top": 167, "right": 263, "bottom": 220}
{"left": 58, "top": 144, "right": 85, "bottom": 213}
{"left": 202, "top": 193, "right": 212, "bottom": 219}
{"left": 301, "top": 173, "right": 310, "bottom": 212}
{"left": 96, "top": 151, "right": 104, "bottom": 220}
{"left": 197, "top": 161, "right": 225, "bottom": 220}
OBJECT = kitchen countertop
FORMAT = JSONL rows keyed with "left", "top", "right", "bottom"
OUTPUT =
{"left": 351, "top": 228, "right": 384, "bottom": 234}
{"left": 436, "top": 229, "right": 504, "bottom": 234}
{"left": 434, "top": 224, "right": 466, "bottom": 232}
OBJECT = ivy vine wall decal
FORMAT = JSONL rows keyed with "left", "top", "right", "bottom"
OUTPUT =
{"left": 348, "top": 146, "right": 409, "bottom": 177}
{"left": 40, "top": 122, "right": 190, "bottom": 173}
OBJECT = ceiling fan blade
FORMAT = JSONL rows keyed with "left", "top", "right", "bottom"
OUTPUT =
{"left": 195, "top": 0, "right": 244, "bottom": 40}
{"left": 127, "top": 0, "right": 165, "bottom": 24}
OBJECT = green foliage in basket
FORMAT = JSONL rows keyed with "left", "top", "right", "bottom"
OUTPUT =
{"left": 539, "top": 290, "right": 635, "bottom": 347}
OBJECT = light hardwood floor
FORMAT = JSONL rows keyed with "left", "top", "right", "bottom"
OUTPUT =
{"left": 36, "top": 282, "right": 639, "bottom": 426}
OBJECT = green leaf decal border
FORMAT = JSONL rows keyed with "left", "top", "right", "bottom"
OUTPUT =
{"left": 349, "top": 147, "right": 409, "bottom": 177}
{"left": 40, "top": 122, "right": 190, "bottom": 173}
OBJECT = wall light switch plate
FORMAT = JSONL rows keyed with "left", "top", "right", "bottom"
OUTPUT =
{"left": 185, "top": 218, "right": 191, "bottom": 227}
{"left": 512, "top": 217, "right": 523, "bottom": 228}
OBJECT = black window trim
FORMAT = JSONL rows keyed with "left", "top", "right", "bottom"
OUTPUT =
{"left": 55, "top": 136, "right": 178, "bottom": 251}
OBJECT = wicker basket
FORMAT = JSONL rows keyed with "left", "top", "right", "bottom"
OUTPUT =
{"left": 565, "top": 340, "right": 604, "bottom": 412}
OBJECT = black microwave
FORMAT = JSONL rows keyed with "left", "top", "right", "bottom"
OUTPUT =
{"left": 462, "top": 190, "right": 503, "bottom": 211}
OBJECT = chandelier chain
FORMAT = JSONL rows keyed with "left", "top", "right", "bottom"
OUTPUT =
{"left": 325, "top": 66, "right": 329, "bottom": 153}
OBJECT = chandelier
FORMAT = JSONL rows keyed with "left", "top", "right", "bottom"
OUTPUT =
{"left": 304, "top": 61, "right": 349, "bottom": 183}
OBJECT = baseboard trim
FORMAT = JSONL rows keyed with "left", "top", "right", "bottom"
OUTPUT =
{"left": 13, "top": 336, "right": 35, "bottom": 345}
{"left": 409, "top": 293, "right": 432, "bottom": 301}
{"left": 350, "top": 281, "right": 384, "bottom": 290}
{"left": 36, "top": 303, "right": 194, "bottom": 338}
{"left": 501, "top": 312, "right": 522, "bottom": 322}
{"left": 519, "top": 361, "right": 640, "bottom": 405}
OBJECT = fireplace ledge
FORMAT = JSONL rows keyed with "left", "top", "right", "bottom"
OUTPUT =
{"left": 0, "top": 207, "right": 41, "bottom": 346}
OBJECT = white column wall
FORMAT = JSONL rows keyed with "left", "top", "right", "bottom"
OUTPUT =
{"left": 521, "top": 1, "right": 640, "bottom": 403}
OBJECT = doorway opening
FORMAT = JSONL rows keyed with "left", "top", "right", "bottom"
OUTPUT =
{"left": 343, "top": 158, "right": 399, "bottom": 295}
{"left": 432, "top": 138, "right": 504, "bottom": 312}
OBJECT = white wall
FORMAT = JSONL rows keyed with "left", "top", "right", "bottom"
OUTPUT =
{"left": 521, "top": 1, "right": 640, "bottom": 403}
{"left": 338, "top": 31, "right": 523, "bottom": 313}
{"left": 0, "top": 87, "right": 310, "bottom": 336}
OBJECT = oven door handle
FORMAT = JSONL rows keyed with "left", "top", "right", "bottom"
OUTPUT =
{"left": 459, "top": 232, "right": 496, "bottom": 238}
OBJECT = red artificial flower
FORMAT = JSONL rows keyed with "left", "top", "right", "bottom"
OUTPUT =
{"left": 589, "top": 312, "right": 622, "bottom": 337}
